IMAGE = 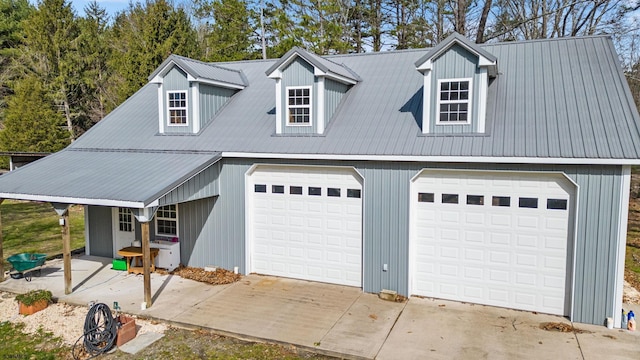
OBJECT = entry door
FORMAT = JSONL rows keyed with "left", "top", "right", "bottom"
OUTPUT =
{"left": 112, "top": 207, "right": 136, "bottom": 256}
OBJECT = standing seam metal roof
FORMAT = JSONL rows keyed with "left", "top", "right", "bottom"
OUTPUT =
{"left": 68, "top": 35, "right": 640, "bottom": 160}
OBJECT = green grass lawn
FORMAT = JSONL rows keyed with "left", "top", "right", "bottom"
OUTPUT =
{"left": 1, "top": 200, "right": 85, "bottom": 270}
{"left": 0, "top": 321, "right": 70, "bottom": 360}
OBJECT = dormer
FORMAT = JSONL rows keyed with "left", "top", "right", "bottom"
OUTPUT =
{"left": 266, "top": 47, "right": 360, "bottom": 135}
{"left": 415, "top": 33, "right": 497, "bottom": 134}
{"left": 149, "top": 55, "right": 248, "bottom": 134}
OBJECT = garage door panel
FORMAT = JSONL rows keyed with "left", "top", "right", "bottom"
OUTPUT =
{"left": 250, "top": 166, "right": 362, "bottom": 287}
{"left": 412, "top": 171, "right": 572, "bottom": 316}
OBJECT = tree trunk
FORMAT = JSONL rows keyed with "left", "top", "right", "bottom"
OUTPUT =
{"left": 476, "top": 0, "right": 492, "bottom": 43}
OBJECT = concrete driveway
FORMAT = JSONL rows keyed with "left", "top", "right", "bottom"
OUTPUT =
{"left": 1, "top": 255, "right": 639, "bottom": 359}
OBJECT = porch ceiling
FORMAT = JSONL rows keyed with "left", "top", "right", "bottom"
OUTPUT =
{"left": 0, "top": 149, "right": 221, "bottom": 208}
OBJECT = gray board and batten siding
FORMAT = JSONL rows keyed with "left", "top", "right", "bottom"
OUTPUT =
{"left": 87, "top": 157, "right": 626, "bottom": 325}
{"left": 199, "top": 85, "right": 236, "bottom": 129}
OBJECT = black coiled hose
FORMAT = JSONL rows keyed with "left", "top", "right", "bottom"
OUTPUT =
{"left": 72, "top": 303, "right": 117, "bottom": 360}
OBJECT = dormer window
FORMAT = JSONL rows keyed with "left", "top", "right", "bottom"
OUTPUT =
{"left": 167, "top": 91, "right": 188, "bottom": 126}
{"left": 266, "top": 47, "right": 360, "bottom": 135}
{"left": 415, "top": 33, "right": 497, "bottom": 134}
{"left": 437, "top": 79, "right": 471, "bottom": 124}
{"left": 287, "top": 86, "right": 312, "bottom": 126}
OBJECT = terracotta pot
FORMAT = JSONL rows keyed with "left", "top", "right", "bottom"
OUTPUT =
{"left": 18, "top": 299, "right": 49, "bottom": 315}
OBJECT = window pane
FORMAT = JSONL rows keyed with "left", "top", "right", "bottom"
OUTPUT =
{"left": 450, "top": 92, "right": 459, "bottom": 100}
{"left": 466, "top": 195, "right": 484, "bottom": 205}
{"left": 519, "top": 197, "right": 538, "bottom": 208}
{"left": 418, "top": 193, "right": 434, "bottom": 203}
{"left": 547, "top": 199, "right": 568, "bottom": 210}
{"left": 442, "top": 194, "right": 459, "bottom": 204}
{"left": 290, "top": 186, "right": 303, "bottom": 195}
{"left": 272, "top": 185, "right": 284, "bottom": 194}
{"left": 460, "top": 91, "right": 469, "bottom": 100}
{"left": 460, "top": 81, "right": 469, "bottom": 90}
{"left": 492, "top": 196, "right": 510, "bottom": 207}
{"left": 254, "top": 184, "right": 266, "bottom": 193}
{"left": 440, "top": 92, "right": 448, "bottom": 101}
{"left": 309, "top": 187, "right": 321, "bottom": 196}
{"left": 327, "top": 188, "right": 341, "bottom": 197}
{"left": 441, "top": 82, "right": 449, "bottom": 90}
{"left": 347, "top": 189, "right": 361, "bottom": 198}
{"left": 451, "top": 82, "right": 459, "bottom": 90}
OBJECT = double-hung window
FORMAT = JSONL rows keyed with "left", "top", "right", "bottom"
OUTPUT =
{"left": 155, "top": 204, "right": 178, "bottom": 237}
{"left": 286, "top": 86, "right": 311, "bottom": 125}
{"left": 437, "top": 79, "right": 471, "bottom": 124}
{"left": 167, "top": 91, "right": 188, "bottom": 126}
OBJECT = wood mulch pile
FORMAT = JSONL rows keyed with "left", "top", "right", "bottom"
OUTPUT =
{"left": 539, "top": 322, "right": 590, "bottom": 334}
{"left": 165, "top": 266, "right": 242, "bottom": 285}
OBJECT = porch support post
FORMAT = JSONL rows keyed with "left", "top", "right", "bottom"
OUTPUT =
{"left": 52, "top": 203, "right": 72, "bottom": 294}
{"left": 62, "top": 211, "right": 71, "bottom": 294}
{"left": 131, "top": 207, "right": 157, "bottom": 309}
{"left": 141, "top": 221, "right": 152, "bottom": 308}
{"left": 0, "top": 199, "right": 4, "bottom": 282}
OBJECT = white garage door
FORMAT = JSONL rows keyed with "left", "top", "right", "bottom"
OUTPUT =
{"left": 248, "top": 165, "right": 362, "bottom": 287}
{"left": 411, "top": 170, "right": 574, "bottom": 315}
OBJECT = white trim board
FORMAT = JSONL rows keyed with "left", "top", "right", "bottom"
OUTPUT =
{"left": 221, "top": 152, "right": 640, "bottom": 166}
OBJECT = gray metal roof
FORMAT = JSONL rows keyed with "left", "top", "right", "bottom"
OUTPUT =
{"left": 266, "top": 47, "right": 360, "bottom": 82}
{"left": 67, "top": 35, "right": 640, "bottom": 161}
{"left": 0, "top": 149, "right": 220, "bottom": 207}
{"left": 149, "top": 55, "right": 247, "bottom": 87}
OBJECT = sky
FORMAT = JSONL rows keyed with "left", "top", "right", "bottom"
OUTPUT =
{"left": 69, "top": 0, "right": 132, "bottom": 18}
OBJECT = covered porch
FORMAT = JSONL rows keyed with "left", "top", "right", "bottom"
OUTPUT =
{"left": 0, "top": 149, "right": 222, "bottom": 308}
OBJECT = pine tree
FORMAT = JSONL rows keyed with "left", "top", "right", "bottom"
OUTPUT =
{"left": 109, "top": 0, "right": 201, "bottom": 103}
{"left": 195, "top": 0, "right": 260, "bottom": 61}
{"left": 77, "top": 1, "right": 112, "bottom": 132}
{"left": 0, "top": 76, "right": 69, "bottom": 152}
{"left": 0, "top": 0, "right": 33, "bottom": 112}
{"left": 21, "top": 0, "right": 82, "bottom": 142}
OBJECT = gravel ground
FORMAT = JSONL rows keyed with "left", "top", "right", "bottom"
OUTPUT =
{"left": 0, "top": 291, "right": 166, "bottom": 345}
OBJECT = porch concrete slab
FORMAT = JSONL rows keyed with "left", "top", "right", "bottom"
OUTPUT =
{"left": 317, "top": 293, "right": 406, "bottom": 359}
{"left": 175, "top": 275, "right": 362, "bottom": 347}
{"left": 377, "top": 297, "right": 583, "bottom": 360}
{"left": 575, "top": 323, "right": 640, "bottom": 360}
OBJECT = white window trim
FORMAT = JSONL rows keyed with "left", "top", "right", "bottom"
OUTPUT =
{"left": 435, "top": 78, "right": 472, "bottom": 126}
{"left": 155, "top": 204, "right": 179, "bottom": 237}
{"left": 285, "top": 85, "right": 313, "bottom": 127}
{"left": 166, "top": 91, "right": 189, "bottom": 127}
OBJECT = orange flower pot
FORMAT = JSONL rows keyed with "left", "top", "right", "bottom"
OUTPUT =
{"left": 18, "top": 299, "right": 49, "bottom": 315}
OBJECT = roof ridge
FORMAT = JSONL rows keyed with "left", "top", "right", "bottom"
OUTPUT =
{"left": 480, "top": 34, "right": 611, "bottom": 47}
{"left": 174, "top": 55, "right": 245, "bottom": 75}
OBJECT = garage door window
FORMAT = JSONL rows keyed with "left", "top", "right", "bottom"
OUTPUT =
{"left": 328, "top": 188, "right": 341, "bottom": 197}
{"left": 519, "top": 197, "right": 538, "bottom": 208}
{"left": 347, "top": 189, "right": 361, "bottom": 198}
{"left": 442, "top": 194, "right": 459, "bottom": 204}
{"left": 255, "top": 184, "right": 267, "bottom": 193}
{"left": 547, "top": 199, "right": 568, "bottom": 210}
{"left": 492, "top": 196, "right": 510, "bottom": 207}
{"left": 309, "top": 187, "right": 322, "bottom": 196}
{"left": 272, "top": 185, "right": 285, "bottom": 194}
{"left": 418, "top": 193, "right": 434, "bottom": 202}
{"left": 290, "top": 186, "right": 303, "bottom": 195}
{"left": 466, "top": 195, "right": 484, "bottom": 205}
